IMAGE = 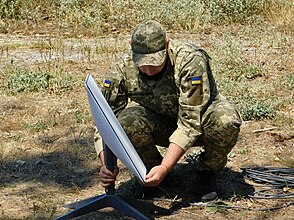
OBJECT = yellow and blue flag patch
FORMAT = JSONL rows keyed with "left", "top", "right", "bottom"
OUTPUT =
{"left": 103, "top": 79, "right": 111, "bottom": 88}
{"left": 191, "top": 76, "right": 201, "bottom": 85}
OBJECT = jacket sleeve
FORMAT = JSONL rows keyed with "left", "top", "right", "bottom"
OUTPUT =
{"left": 101, "top": 57, "right": 129, "bottom": 115}
{"left": 169, "top": 50, "right": 212, "bottom": 152}
{"left": 94, "top": 57, "right": 129, "bottom": 155}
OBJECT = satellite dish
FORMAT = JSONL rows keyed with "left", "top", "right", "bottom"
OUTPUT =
{"left": 85, "top": 74, "right": 146, "bottom": 184}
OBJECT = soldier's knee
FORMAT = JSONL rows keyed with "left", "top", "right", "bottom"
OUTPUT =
{"left": 202, "top": 102, "right": 242, "bottom": 150}
{"left": 218, "top": 114, "right": 241, "bottom": 133}
{"left": 117, "top": 106, "right": 153, "bottom": 136}
{"left": 205, "top": 101, "right": 241, "bottom": 132}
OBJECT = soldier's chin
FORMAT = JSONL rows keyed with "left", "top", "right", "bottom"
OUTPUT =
{"left": 143, "top": 72, "right": 160, "bottom": 76}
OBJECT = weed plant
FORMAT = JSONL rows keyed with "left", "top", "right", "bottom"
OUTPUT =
{"left": 7, "top": 69, "right": 50, "bottom": 93}
{"left": 241, "top": 99, "right": 276, "bottom": 121}
{"left": 0, "top": 0, "right": 292, "bottom": 35}
{"left": 2, "top": 65, "right": 74, "bottom": 95}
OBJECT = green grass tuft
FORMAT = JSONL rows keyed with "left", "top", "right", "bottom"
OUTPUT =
{"left": 241, "top": 100, "right": 276, "bottom": 121}
{"left": 7, "top": 69, "right": 50, "bottom": 93}
{"left": 2, "top": 66, "right": 74, "bottom": 95}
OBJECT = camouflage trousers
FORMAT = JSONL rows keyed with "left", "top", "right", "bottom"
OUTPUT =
{"left": 117, "top": 100, "right": 242, "bottom": 172}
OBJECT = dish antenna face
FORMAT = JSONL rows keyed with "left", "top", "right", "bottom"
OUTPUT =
{"left": 85, "top": 74, "right": 146, "bottom": 184}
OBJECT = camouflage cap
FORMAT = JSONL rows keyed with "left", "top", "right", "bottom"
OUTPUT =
{"left": 131, "top": 20, "right": 167, "bottom": 67}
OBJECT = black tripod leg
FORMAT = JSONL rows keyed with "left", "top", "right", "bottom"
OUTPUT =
{"left": 55, "top": 194, "right": 150, "bottom": 220}
{"left": 55, "top": 194, "right": 109, "bottom": 220}
{"left": 110, "top": 195, "right": 150, "bottom": 220}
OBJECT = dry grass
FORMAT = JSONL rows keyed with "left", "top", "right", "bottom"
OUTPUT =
{"left": 266, "top": 0, "right": 294, "bottom": 33}
{"left": 0, "top": 1, "right": 294, "bottom": 219}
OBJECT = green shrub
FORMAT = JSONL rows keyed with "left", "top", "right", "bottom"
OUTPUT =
{"left": 5, "top": 67, "right": 74, "bottom": 94}
{"left": 241, "top": 100, "right": 276, "bottom": 121}
{"left": 7, "top": 69, "right": 50, "bottom": 93}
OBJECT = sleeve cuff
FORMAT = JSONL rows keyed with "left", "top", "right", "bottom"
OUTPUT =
{"left": 169, "top": 128, "right": 201, "bottom": 152}
{"left": 94, "top": 138, "right": 103, "bottom": 157}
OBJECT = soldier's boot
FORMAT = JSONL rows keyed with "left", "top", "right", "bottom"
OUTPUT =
{"left": 133, "top": 184, "right": 159, "bottom": 199}
{"left": 133, "top": 174, "right": 172, "bottom": 199}
{"left": 198, "top": 170, "right": 218, "bottom": 202}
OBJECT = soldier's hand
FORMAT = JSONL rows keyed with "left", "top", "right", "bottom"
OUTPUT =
{"left": 145, "top": 165, "right": 168, "bottom": 187}
{"left": 99, "top": 165, "right": 119, "bottom": 188}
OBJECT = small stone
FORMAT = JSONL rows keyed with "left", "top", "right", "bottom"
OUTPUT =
{"left": 201, "top": 191, "right": 218, "bottom": 202}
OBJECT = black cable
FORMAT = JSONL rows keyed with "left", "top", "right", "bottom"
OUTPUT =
{"left": 241, "top": 167, "right": 294, "bottom": 187}
{"left": 241, "top": 167, "right": 294, "bottom": 199}
{"left": 250, "top": 188, "right": 294, "bottom": 199}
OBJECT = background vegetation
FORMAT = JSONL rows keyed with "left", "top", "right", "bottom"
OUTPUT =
{"left": 0, "top": 0, "right": 293, "bottom": 219}
{"left": 1, "top": 0, "right": 293, "bottom": 120}
{"left": 0, "top": 0, "right": 293, "bottom": 35}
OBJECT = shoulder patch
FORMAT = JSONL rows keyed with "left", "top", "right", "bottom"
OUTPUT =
{"left": 191, "top": 76, "right": 201, "bottom": 85}
{"left": 103, "top": 79, "right": 111, "bottom": 88}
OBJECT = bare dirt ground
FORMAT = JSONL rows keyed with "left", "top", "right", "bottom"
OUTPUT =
{"left": 0, "top": 23, "right": 293, "bottom": 220}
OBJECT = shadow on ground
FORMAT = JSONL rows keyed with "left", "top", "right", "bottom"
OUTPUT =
{"left": 113, "top": 163, "right": 255, "bottom": 219}
{"left": 0, "top": 137, "right": 99, "bottom": 188}
{"left": 0, "top": 133, "right": 254, "bottom": 219}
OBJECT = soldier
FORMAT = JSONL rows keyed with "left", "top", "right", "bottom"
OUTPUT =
{"left": 95, "top": 20, "right": 242, "bottom": 200}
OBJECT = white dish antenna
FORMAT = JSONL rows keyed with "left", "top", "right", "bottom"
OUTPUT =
{"left": 85, "top": 74, "right": 146, "bottom": 184}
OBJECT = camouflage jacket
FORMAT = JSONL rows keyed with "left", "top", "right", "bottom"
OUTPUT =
{"left": 95, "top": 39, "right": 220, "bottom": 153}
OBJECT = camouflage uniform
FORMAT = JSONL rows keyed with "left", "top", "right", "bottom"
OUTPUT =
{"left": 94, "top": 20, "right": 242, "bottom": 172}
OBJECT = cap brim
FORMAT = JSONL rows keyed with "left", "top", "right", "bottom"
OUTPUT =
{"left": 133, "top": 49, "right": 166, "bottom": 67}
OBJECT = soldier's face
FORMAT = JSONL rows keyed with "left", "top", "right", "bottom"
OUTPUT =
{"left": 138, "top": 61, "right": 166, "bottom": 76}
